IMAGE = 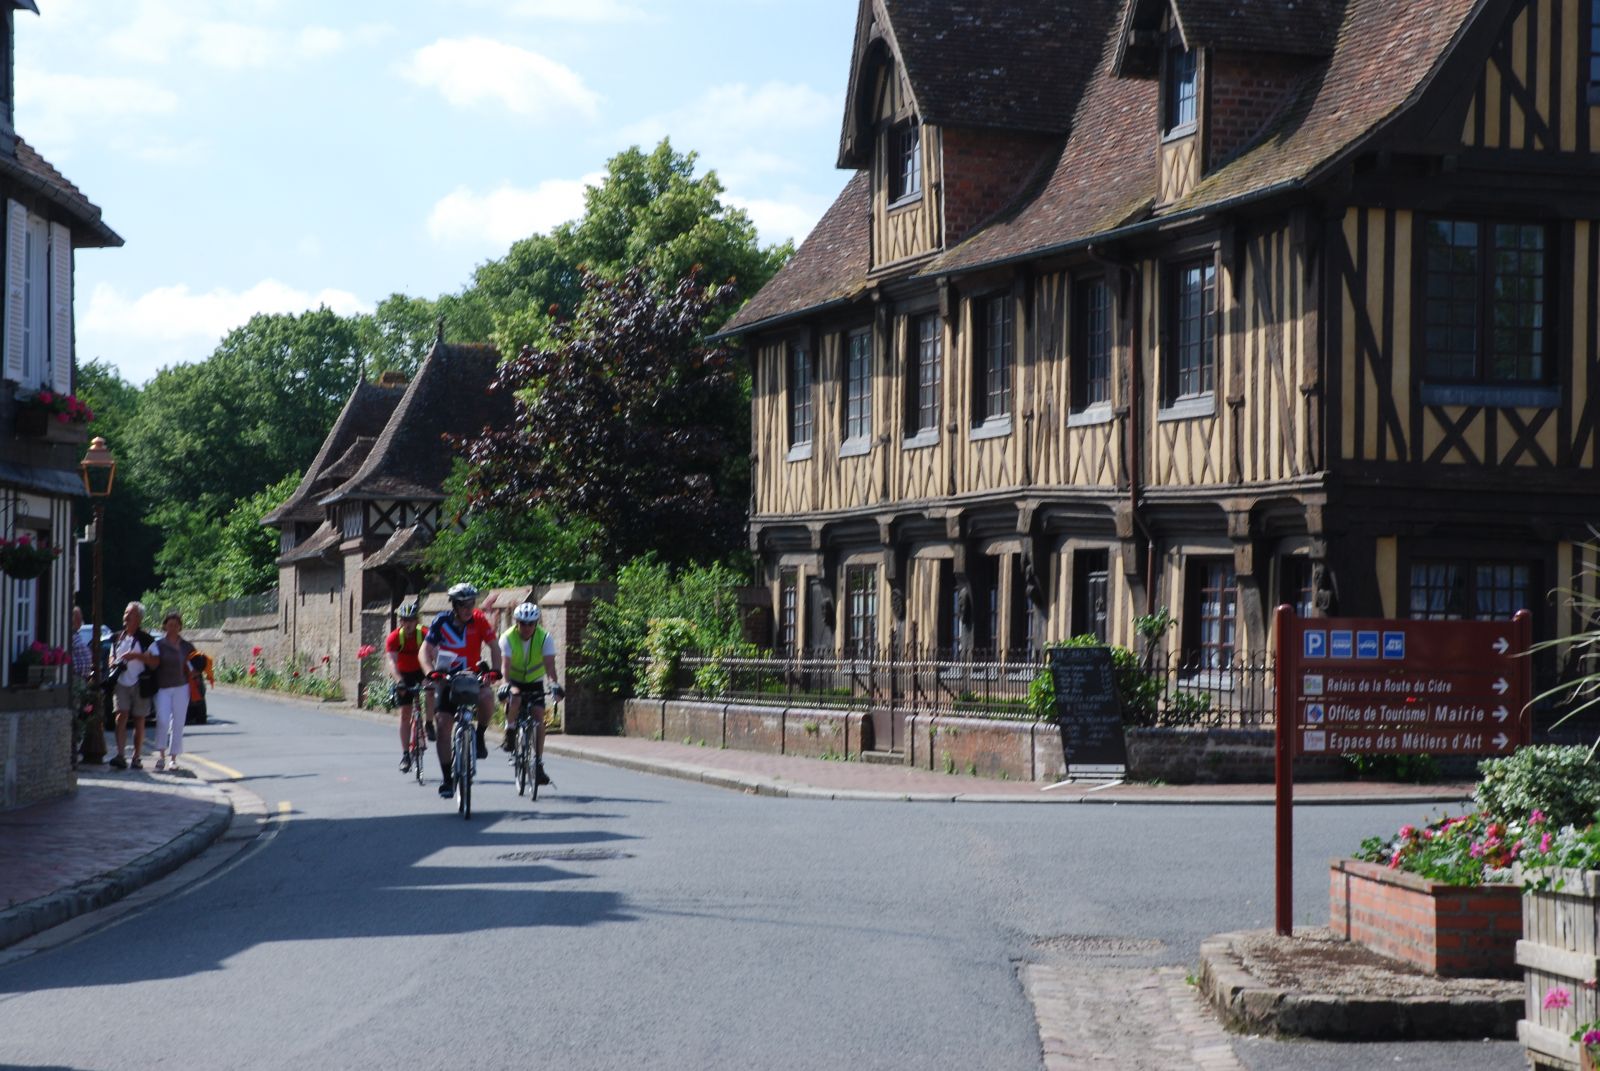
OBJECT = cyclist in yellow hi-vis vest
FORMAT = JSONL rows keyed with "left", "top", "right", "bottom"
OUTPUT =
{"left": 498, "top": 602, "right": 562, "bottom": 786}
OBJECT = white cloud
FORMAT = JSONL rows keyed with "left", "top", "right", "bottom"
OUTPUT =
{"left": 427, "top": 174, "right": 603, "bottom": 246}
{"left": 622, "top": 82, "right": 834, "bottom": 149}
{"left": 404, "top": 37, "right": 599, "bottom": 121}
{"left": 16, "top": 71, "right": 179, "bottom": 149}
{"left": 191, "top": 21, "right": 279, "bottom": 69}
{"left": 297, "top": 26, "right": 345, "bottom": 58}
{"left": 82, "top": 280, "right": 370, "bottom": 380}
{"left": 729, "top": 194, "right": 830, "bottom": 247}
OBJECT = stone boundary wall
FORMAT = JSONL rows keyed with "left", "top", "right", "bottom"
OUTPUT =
{"left": 1328, "top": 859, "right": 1520, "bottom": 978}
{"left": 904, "top": 714, "right": 1066, "bottom": 782}
{"left": 0, "top": 689, "right": 73, "bottom": 809}
{"left": 624, "top": 699, "right": 868, "bottom": 761}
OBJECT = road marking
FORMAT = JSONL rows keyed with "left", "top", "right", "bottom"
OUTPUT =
{"left": 183, "top": 753, "right": 244, "bottom": 781}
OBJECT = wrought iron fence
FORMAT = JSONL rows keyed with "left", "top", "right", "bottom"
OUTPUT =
{"left": 656, "top": 646, "right": 1280, "bottom": 729}
{"left": 189, "top": 588, "right": 279, "bottom": 630}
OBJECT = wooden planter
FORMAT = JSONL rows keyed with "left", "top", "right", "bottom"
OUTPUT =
{"left": 13, "top": 407, "right": 89, "bottom": 444}
{"left": 1329, "top": 859, "right": 1521, "bottom": 977}
{"left": 1518, "top": 868, "right": 1600, "bottom": 1071}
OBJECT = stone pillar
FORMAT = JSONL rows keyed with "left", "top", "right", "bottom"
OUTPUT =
{"left": 539, "top": 582, "right": 618, "bottom": 735}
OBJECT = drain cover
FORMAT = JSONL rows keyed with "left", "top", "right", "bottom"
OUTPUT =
{"left": 1033, "top": 935, "right": 1166, "bottom": 957}
{"left": 497, "top": 848, "right": 631, "bottom": 862}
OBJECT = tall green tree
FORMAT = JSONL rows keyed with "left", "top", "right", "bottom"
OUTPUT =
{"left": 146, "top": 473, "right": 300, "bottom": 612}
{"left": 74, "top": 360, "right": 160, "bottom": 616}
{"left": 469, "top": 139, "right": 792, "bottom": 356}
{"left": 355, "top": 292, "right": 491, "bottom": 380}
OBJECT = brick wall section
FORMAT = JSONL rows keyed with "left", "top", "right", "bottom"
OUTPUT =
{"left": 624, "top": 699, "right": 865, "bottom": 760}
{"left": 1206, "top": 51, "right": 1305, "bottom": 169}
{"left": 0, "top": 695, "right": 73, "bottom": 809}
{"left": 940, "top": 126, "right": 1059, "bottom": 247}
{"left": 1328, "top": 859, "right": 1521, "bottom": 978}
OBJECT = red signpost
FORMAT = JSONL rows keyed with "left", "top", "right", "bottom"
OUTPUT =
{"left": 1272, "top": 607, "right": 1533, "bottom": 936}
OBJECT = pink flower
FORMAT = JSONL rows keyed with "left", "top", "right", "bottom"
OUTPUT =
{"left": 16, "top": 534, "right": 30, "bottom": 546}
{"left": 1387, "top": 852, "right": 1402, "bottom": 869}
{"left": 1532, "top": 809, "right": 1547, "bottom": 824}
{"left": 1585, "top": 1029, "right": 1600, "bottom": 1045}
{"left": 1469, "top": 843, "right": 1484, "bottom": 859}
{"left": 1541, "top": 833, "right": 1553, "bottom": 854}
{"left": 36, "top": 390, "right": 52, "bottom": 404}
{"left": 1422, "top": 829, "right": 1435, "bottom": 840}
{"left": 1544, "top": 987, "right": 1572, "bottom": 1010}
{"left": 1399, "top": 825, "right": 1415, "bottom": 839}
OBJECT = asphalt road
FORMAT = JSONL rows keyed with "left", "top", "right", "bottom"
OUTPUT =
{"left": 0, "top": 692, "right": 1523, "bottom": 1070}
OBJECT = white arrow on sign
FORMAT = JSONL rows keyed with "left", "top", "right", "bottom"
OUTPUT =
{"left": 1493, "top": 637, "right": 1510, "bottom": 655}
{"left": 1493, "top": 678, "right": 1510, "bottom": 695}
{"left": 1493, "top": 706, "right": 1510, "bottom": 723}
{"left": 1493, "top": 732, "right": 1510, "bottom": 750}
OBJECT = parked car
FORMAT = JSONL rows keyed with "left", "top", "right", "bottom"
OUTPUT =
{"left": 74, "top": 623, "right": 114, "bottom": 661}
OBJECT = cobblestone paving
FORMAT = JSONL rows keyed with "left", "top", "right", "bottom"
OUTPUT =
{"left": 1023, "top": 963, "right": 1245, "bottom": 1071}
{"left": 0, "top": 774, "right": 214, "bottom": 910}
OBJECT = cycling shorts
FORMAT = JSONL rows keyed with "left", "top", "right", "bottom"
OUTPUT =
{"left": 393, "top": 669, "right": 426, "bottom": 704}
{"left": 505, "top": 679, "right": 545, "bottom": 706}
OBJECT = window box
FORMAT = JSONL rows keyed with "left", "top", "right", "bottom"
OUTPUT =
{"left": 14, "top": 407, "right": 89, "bottom": 444}
{"left": 839, "top": 437, "right": 872, "bottom": 459}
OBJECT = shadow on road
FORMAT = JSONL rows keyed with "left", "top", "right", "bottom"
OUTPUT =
{"left": 0, "top": 806, "right": 639, "bottom": 994}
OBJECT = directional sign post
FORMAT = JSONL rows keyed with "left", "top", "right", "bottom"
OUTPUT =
{"left": 1273, "top": 607, "right": 1533, "bottom": 936}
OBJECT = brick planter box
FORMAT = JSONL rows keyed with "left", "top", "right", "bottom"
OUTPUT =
{"left": 1329, "top": 859, "right": 1520, "bottom": 978}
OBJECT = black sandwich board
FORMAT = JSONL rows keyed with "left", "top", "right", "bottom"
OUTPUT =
{"left": 1048, "top": 645, "right": 1127, "bottom": 778}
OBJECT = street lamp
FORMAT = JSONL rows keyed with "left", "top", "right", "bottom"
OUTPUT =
{"left": 79, "top": 437, "right": 116, "bottom": 691}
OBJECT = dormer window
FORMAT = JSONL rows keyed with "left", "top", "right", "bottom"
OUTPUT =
{"left": 889, "top": 120, "right": 922, "bottom": 204}
{"left": 1163, "top": 40, "right": 1198, "bottom": 136}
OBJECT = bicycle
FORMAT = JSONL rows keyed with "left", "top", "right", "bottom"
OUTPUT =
{"left": 505, "top": 683, "right": 560, "bottom": 800}
{"left": 397, "top": 681, "right": 427, "bottom": 785}
{"left": 431, "top": 663, "right": 492, "bottom": 819}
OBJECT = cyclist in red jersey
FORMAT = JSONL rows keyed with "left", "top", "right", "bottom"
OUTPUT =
{"left": 386, "top": 600, "right": 428, "bottom": 774}
{"left": 420, "top": 583, "right": 502, "bottom": 797}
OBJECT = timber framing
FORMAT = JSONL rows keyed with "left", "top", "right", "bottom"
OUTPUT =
{"left": 723, "top": 0, "right": 1600, "bottom": 687}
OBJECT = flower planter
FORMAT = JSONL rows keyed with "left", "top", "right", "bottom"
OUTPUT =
{"left": 13, "top": 406, "right": 88, "bottom": 444}
{"left": 1329, "top": 859, "right": 1521, "bottom": 978}
{"left": 1517, "top": 868, "right": 1600, "bottom": 1071}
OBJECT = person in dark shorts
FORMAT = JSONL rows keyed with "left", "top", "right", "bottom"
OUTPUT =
{"left": 386, "top": 600, "right": 428, "bottom": 773}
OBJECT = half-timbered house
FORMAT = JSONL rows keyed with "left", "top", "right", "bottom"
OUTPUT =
{"left": 263, "top": 338, "right": 510, "bottom": 700}
{"left": 723, "top": 0, "right": 1600, "bottom": 685}
{"left": 0, "top": 1, "right": 121, "bottom": 805}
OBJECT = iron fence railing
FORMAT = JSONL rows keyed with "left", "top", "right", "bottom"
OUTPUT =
{"left": 655, "top": 647, "right": 1281, "bottom": 729}
{"left": 190, "top": 588, "right": 279, "bottom": 630}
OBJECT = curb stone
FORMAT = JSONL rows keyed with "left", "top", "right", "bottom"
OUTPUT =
{"left": 1198, "top": 930, "right": 1521, "bottom": 1040}
{"left": 0, "top": 783, "right": 233, "bottom": 951}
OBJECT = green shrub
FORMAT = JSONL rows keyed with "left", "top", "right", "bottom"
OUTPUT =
{"left": 1475, "top": 745, "right": 1600, "bottom": 828}
{"left": 640, "top": 617, "right": 697, "bottom": 698}
{"left": 1026, "top": 636, "right": 1163, "bottom": 725}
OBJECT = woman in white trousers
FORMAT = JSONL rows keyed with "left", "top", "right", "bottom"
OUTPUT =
{"left": 148, "top": 610, "right": 196, "bottom": 773}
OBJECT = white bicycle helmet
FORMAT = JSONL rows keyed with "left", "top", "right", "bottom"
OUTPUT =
{"left": 446, "top": 582, "right": 478, "bottom": 603}
{"left": 513, "top": 602, "right": 541, "bottom": 625}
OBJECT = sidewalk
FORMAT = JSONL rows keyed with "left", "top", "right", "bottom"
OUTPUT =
{"left": 544, "top": 734, "right": 1478, "bottom": 805}
{"left": 0, "top": 768, "right": 233, "bottom": 951}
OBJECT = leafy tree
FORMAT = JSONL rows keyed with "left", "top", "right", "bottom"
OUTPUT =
{"left": 122, "top": 307, "right": 365, "bottom": 512}
{"left": 423, "top": 463, "right": 601, "bottom": 589}
{"left": 468, "top": 139, "right": 791, "bottom": 356}
{"left": 461, "top": 267, "right": 745, "bottom": 569}
{"left": 146, "top": 473, "right": 299, "bottom": 611}
{"left": 355, "top": 292, "right": 491, "bottom": 380}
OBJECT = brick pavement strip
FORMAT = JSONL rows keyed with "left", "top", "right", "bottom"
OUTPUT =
{"left": 1022, "top": 963, "right": 1246, "bottom": 1071}
{"left": 0, "top": 775, "right": 232, "bottom": 950}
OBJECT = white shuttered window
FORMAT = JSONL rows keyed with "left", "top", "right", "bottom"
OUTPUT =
{"left": 2, "top": 200, "right": 69, "bottom": 390}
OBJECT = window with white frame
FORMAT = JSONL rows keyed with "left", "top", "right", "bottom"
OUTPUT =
{"left": 21, "top": 212, "right": 47, "bottom": 388}
{"left": 844, "top": 328, "right": 873, "bottom": 443}
{"left": 12, "top": 574, "right": 36, "bottom": 659}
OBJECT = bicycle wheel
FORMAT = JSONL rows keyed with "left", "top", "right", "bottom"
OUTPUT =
{"left": 514, "top": 734, "right": 528, "bottom": 797}
{"left": 456, "top": 724, "right": 472, "bottom": 819}
{"left": 412, "top": 720, "right": 427, "bottom": 785}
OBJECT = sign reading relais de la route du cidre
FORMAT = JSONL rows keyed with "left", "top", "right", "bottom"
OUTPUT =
{"left": 1278, "top": 612, "right": 1534, "bottom": 759}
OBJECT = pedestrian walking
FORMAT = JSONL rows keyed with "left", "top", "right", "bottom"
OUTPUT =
{"left": 148, "top": 610, "right": 197, "bottom": 774}
{"left": 69, "top": 606, "right": 105, "bottom": 764}
{"left": 107, "top": 602, "right": 155, "bottom": 770}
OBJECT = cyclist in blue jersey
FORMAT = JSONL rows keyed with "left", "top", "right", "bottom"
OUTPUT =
{"left": 420, "top": 583, "right": 502, "bottom": 797}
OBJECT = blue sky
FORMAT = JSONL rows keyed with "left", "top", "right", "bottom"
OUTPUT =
{"left": 17, "top": 0, "right": 860, "bottom": 385}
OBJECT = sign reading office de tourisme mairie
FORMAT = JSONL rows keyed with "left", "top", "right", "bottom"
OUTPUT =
{"left": 1280, "top": 611, "right": 1533, "bottom": 759}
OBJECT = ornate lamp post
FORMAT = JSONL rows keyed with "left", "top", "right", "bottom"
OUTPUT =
{"left": 79, "top": 437, "right": 116, "bottom": 692}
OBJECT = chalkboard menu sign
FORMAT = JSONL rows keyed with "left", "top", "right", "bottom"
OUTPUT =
{"left": 1049, "top": 645, "right": 1128, "bottom": 775}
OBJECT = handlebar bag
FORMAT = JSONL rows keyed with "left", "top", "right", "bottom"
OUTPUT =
{"left": 448, "top": 672, "right": 480, "bottom": 710}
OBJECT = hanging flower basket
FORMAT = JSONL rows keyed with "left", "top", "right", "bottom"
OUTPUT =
{"left": 0, "top": 536, "right": 61, "bottom": 580}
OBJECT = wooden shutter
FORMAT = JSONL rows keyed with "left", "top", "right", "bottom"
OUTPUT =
{"left": 3, "top": 199, "right": 23, "bottom": 382}
{"left": 49, "top": 222, "right": 71, "bottom": 395}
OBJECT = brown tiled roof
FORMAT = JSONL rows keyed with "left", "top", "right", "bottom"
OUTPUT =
{"left": 361, "top": 525, "right": 429, "bottom": 570}
{"left": 930, "top": 0, "right": 1478, "bottom": 275}
{"left": 263, "top": 382, "right": 407, "bottom": 527}
{"left": 880, "top": 0, "right": 1121, "bottom": 135}
{"left": 320, "top": 340, "right": 510, "bottom": 505}
{"left": 8, "top": 138, "right": 120, "bottom": 247}
{"left": 275, "top": 520, "right": 340, "bottom": 566}
{"left": 1173, "top": 0, "right": 1341, "bottom": 55}
{"left": 721, "top": 170, "right": 871, "bottom": 335}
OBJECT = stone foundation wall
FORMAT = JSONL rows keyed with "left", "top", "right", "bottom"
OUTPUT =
{"left": 0, "top": 690, "right": 74, "bottom": 809}
{"left": 1329, "top": 859, "right": 1520, "bottom": 978}
{"left": 624, "top": 699, "right": 866, "bottom": 760}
